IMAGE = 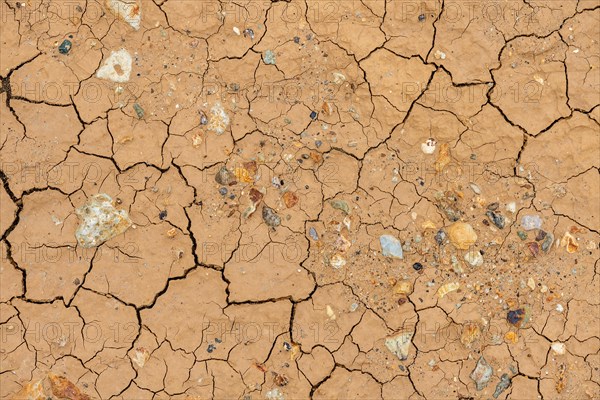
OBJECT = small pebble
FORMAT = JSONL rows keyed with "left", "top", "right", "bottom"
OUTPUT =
{"left": 521, "top": 215, "right": 542, "bottom": 230}
{"left": 133, "top": 103, "right": 144, "bottom": 119}
{"left": 487, "top": 202, "right": 499, "bottom": 211}
{"left": 199, "top": 110, "right": 208, "bottom": 125}
{"left": 435, "top": 229, "right": 446, "bottom": 245}
{"left": 418, "top": 14, "right": 426, "bottom": 22}
{"left": 551, "top": 342, "right": 566, "bottom": 355}
{"left": 263, "top": 49, "right": 276, "bottom": 65}
{"left": 380, "top": 235, "right": 403, "bottom": 259}
{"left": 486, "top": 211, "right": 505, "bottom": 229}
{"left": 412, "top": 262, "right": 423, "bottom": 271}
{"left": 309, "top": 227, "right": 319, "bottom": 241}
{"left": 310, "top": 111, "right": 318, "bottom": 120}
{"left": 243, "top": 28, "right": 254, "bottom": 40}
{"left": 493, "top": 374, "right": 512, "bottom": 398}
{"left": 272, "top": 176, "right": 282, "bottom": 189}
{"left": 464, "top": 250, "right": 483, "bottom": 267}
{"left": 505, "top": 201, "right": 516, "bottom": 213}
{"left": 293, "top": 36, "right": 300, "bottom": 44}
{"left": 262, "top": 206, "right": 281, "bottom": 228}
{"left": 315, "top": 140, "right": 323, "bottom": 148}
{"left": 507, "top": 308, "right": 525, "bottom": 326}
{"left": 447, "top": 222, "right": 477, "bottom": 249}
{"left": 330, "top": 200, "right": 350, "bottom": 214}
{"left": 470, "top": 356, "right": 493, "bottom": 391}
{"left": 219, "top": 187, "right": 228, "bottom": 196}
{"left": 517, "top": 230, "right": 527, "bottom": 240}
{"left": 421, "top": 138, "right": 436, "bottom": 154}
{"left": 58, "top": 39, "right": 72, "bottom": 54}
{"left": 330, "top": 254, "right": 346, "bottom": 269}
{"left": 528, "top": 241, "right": 539, "bottom": 257}
{"left": 215, "top": 166, "right": 235, "bottom": 185}
{"left": 159, "top": 210, "right": 167, "bottom": 220}
{"left": 541, "top": 232, "right": 554, "bottom": 252}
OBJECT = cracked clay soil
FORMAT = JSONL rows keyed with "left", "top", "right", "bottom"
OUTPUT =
{"left": 1, "top": 0, "right": 600, "bottom": 399}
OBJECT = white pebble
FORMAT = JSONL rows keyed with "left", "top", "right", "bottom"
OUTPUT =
{"left": 464, "top": 250, "right": 483, "bottom": 267}
{"left": 434, "top": 49, "right": 446, "bottom": 59}
{"left": 421, "top": 138, "right": 436, "bottom": 154}
{"left": 506, "top": 202, "right": 516, "bottom": 213}
{"left": 551, "top": 342, "right": 566, "bottom": 355}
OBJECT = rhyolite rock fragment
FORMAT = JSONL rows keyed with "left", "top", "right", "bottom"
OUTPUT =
{"left": 470, "top": 356, "right": 493, "bottom": 391}
{"left": 380, "top": 235, "right": 403, "bottom": 259}
{"left": 385, "top": 332, "right": 413, "bottom": 360}
{"left": 96, "top": 48, "right": 133, "bottom": 82}
{"left": 75, "top": 194, "right": 132, "bottom": 248}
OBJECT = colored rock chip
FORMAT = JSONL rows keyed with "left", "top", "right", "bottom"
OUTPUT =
{"left": 493, "top": 373, "right": 511, "bottom": 398}
{"left": 215, "top": 166, "right": 235, "bottom": 185}
{"left": 486, "top": 210, "right": 505, "bottom": 229}
{"left": 541, "top": 232, "right": 554, "bottom": 252}
{"left": 330, "top": 199, "right": 350, "bottom": 214}
{"left": 262, "top": 206, "right": 281, "bottom": 228}
{"left": 380, "top": 235, "right": 403, "bottom": 259}
{"left": 133, "top": 103, "right": 144, "bottom": 119}
{"left": 58, "top": 39, "right": 72, "bottom": 54}
{"left": 263, "top": 49, "right": 276, "bottom": 65}
{"left": 470, "top": 356, "right": 493, "bottom": 391}
{"left": 435, "top": 229, "right": 446, "bottom": 245}
{"left": 243, "top": 28, "right": 254, "bottom": 39}
{"left": 507, "top": 308, "right": 525, "bottom": 326}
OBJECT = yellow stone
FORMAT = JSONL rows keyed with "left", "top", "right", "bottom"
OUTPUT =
{"left": 447, "top": 222, "right": 478, "bottom": 249}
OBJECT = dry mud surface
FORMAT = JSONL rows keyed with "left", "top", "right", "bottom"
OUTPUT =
{"left": 1, "top": 0, "right": 599, "bottom": 399}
